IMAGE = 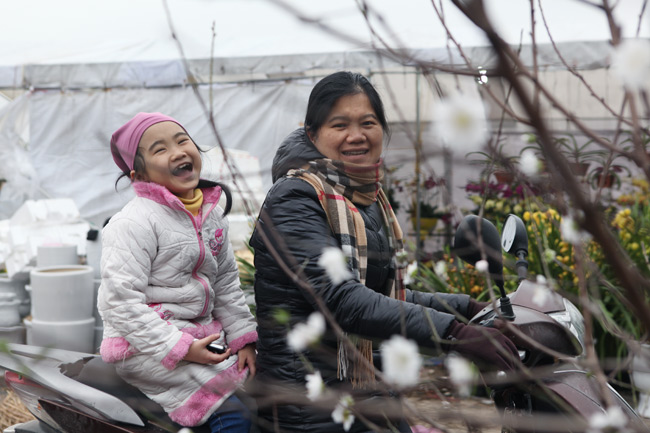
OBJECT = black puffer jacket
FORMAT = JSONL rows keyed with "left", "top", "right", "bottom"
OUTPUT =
{"left": 250, "top": 129, "right": 472, "bottom": 433}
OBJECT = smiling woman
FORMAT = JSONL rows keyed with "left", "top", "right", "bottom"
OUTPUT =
{"left": 250, "top": 71, "right": 517, "bottom": 433}
{"left": 307, "top": 93, "right": 384, "bottom": 166}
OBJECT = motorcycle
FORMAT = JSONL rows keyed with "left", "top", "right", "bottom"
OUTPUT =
{"left": 454, "top": 214, "right": 650, "bottom": 433}
{"left": 2, "top": 214, "right": 649, "bottom": 433}
{"left": 0, "top": 343, "right": 215, "bottom": 433}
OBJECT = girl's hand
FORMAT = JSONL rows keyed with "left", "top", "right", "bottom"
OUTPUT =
{"left": 184, "top": 334, "right": 232, "bottom": 365}
{"left": 237, "top": 343, "right": 257, "bottom": 377}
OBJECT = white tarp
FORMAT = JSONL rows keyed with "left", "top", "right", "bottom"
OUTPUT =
{"left": 0, "top": 81, "right": 312, "bottom": 223}
{"left": 0, "top": 0, "right": 648, "bottom": 225}
{"left": 1, "top": 0, "right": 648, "bottom": 88}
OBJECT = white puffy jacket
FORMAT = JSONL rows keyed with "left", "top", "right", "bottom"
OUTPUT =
{"left": 98, "top": 180, "right": 257, "bottom": 427}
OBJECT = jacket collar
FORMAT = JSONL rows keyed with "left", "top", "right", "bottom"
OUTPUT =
{"left": 132, "top": 180, "right": 222, "bottom": 210}
{"left": 271, "top": 128, "right": 324, "bottom": 183}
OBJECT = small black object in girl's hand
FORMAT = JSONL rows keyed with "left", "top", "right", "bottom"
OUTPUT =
{"left": 207, "top": 342, "right": 228, "bottom": 354}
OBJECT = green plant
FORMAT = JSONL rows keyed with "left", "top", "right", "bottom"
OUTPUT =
{"left": 408, "top": 201, "right": 448, "bottom": 218}
{"left": 588, "top": 164, "right": 631, "bottom": 190}
{"left": 466, "top": 137, "right": 519, "bottom": 183}
{"left": 235, "top": 243, "right": 256, "bottom": 316}
{"left": 523, "top": 133, "right": 605, "bottom": 175}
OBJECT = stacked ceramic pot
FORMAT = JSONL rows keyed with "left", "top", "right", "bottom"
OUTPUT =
{"left": 0, "top": 275, "right": 30, "bottom": 343}
{"left": 25, "top": 245, "right": 96, "bottom": 353}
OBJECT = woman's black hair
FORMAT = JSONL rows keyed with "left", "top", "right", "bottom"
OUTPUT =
{"left": 112, "top": 141, "right": 233, "bottom": 217}
{"left": 304, "top": 71, "right": 390, "bottom": 139}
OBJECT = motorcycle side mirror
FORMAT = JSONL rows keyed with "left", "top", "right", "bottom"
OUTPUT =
{"left": 502, "top": 214, "right": 529, "bottom": 282}
{"left": 502, "top": 214, "right": 528, "bottom": 257}
{"left": 453, "top": 215, "right": 515, "bottom": 320}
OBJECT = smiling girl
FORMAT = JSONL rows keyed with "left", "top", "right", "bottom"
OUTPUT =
{"left": 98, "top": 113, "right": 257, "bottom": 432}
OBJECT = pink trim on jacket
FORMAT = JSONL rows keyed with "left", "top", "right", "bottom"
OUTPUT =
{"left": 169, "top": 362, "right": 248, "bottom": 427}
{"left": 132, "top": 181, "right": 222, "bottom": 210}
{"left": 100, "top": 324, "right": 225, "bottom": 364}
{"left": 227, "top": 330, "right": 258, "bottom": 353}
{"left": 162, "top": 332, "right": 195, "bottom": 370}
{"left": 183, "top": 320, "right": 223, "bottom": 339}
{"left": 100, "top": 337, "right": 138, "bottom": 363}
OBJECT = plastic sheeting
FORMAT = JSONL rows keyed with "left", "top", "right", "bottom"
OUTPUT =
{"left": 0, "top": 81, "right": 312, "bottom": 224}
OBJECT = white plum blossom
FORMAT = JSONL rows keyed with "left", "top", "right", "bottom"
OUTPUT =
{"left": 521, "top": 133, "right": 537, "bottom": 144}
{"left": 434, "top": 260, "right": 448, "bottom": 280}
{"left": 319, "top": 247, "right": 353, "bottom": 285}
{"left": 445, "top": 354, "right": 476, "bottom": 397}
{"left": 305, "top": 371, "right": 326, "bottom": 401}
{"left": 380, "top": 335, "right": 422, "bottom": 388}
{"left": 403, "top": 261, "right": 419, "bottom": 286}
{"left": 587, "top": 406, "right": 629, "bottom": 433}
{"left": 532, "top": 275, "right": 551, "bottom": 307}
{"left": 432, "top": 94, "right": 489, "bottom": 153}
{"left": 560, "top": 215, "right": 591, "bottom": 245}
{"left": 519, "top": 149, "right": 541, "bottom": 177}
{"left": 543, "top": 248, "right": 557, "bottom": 263}
{"left": 611, "top": 38, "right": 650, "bottom": 90}
{"left": 287, "top": 312, "right": 326, "bottom": 352}
{"left": 475, "top": 259, "right": 489, "bottom": 274}
{"left": 331, "top": 394, "right": 355, "bottom": 431}
{"left": 177, "top": 429, "right": 193, "bottom": 433}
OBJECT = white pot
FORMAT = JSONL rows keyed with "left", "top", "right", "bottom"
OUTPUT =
{"left": 0, "top": 324, "right": 26, "bottom": 344}
{"left": 631, "top": 343, "right": 650, "bottom": 418}
{"left": 0, "top": 293, "right": 21, "bottom": 326}
{"left": 36, "top": 244, "right": 79, "bottom": 267}
{"left": 29, "top": 265, "right": 94, "bottom": 321}
{"left": 25, "top": 317, "right": 95, "bottom": 354}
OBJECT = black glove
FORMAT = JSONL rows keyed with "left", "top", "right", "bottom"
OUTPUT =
{"left": 465, "top": 299, "right": 490, "bottom": 320}
{"left": 445, "top": 321, "right": 519, "bottom": 372}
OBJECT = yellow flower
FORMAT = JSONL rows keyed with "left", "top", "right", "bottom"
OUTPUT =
{"left": 513, "top": 204, "right": 523, "bottom": 215}
{"left": 485, "top": 199, "right": 495, "bottom": 210}
{"left": 630, "top": 242, "right": 640, "bottom": 251}
{"left": 523, "top": 211, "right": 531, "bottom": 222}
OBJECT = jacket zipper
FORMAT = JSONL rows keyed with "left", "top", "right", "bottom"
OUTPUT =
{"left": 183, "top": 207, "right": 211, "bottom": 317}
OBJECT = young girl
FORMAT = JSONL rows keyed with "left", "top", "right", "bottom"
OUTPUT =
{"left": 98, "top": 112, "right": 257, "bottom": 431}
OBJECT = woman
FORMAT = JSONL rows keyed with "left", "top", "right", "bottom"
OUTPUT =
{"left": 250, "top": 71, "right": 518, "bottom": 433}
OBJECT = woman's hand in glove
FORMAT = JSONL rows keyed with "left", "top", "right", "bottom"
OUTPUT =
{"left": 465, "top": 299, "right": 490, "bottom": 321}
{"left": 445, "top": 321, "right": 519, "bottom": 372}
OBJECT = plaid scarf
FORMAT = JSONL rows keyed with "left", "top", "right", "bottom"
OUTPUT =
{"left": 287, "top": 158, "right": 406, "bottom": 387}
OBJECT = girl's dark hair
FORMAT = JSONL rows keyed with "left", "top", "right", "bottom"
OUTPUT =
{"left": 113, "top": 142, "right": 232, "bottom": 216}
{"left": 304, "top": 71, "right": 390, "bottom": 139}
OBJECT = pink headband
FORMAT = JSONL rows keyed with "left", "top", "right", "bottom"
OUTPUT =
{"left": 110, "top": 112, "right": 185, "bottom": 173}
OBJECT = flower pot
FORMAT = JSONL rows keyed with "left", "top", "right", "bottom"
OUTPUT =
{"left": 29, "top": 265, "right": 94, "bottom": 321}
{"left": 569, "top": 162, "right": 590, "bottom": 176}
{"left": 631, "top": 343, "right": 650, "bottom": 418}
{"left": 0, "top": 275, "right": 30, "bottom": 317}
{"left": 593, "top": 173, "right": 617, "bottom": 189}
{"left": 493, "top": 171, "right": 514, "bottom": 184}
{"left": 0, "top": 292, "right": 21, "bottom": 327}
{"left": 25, "top": 317, "right": 95, "bottom": 353}
{"left": 37, "top": 243, "right": 79, "bottom": 267}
